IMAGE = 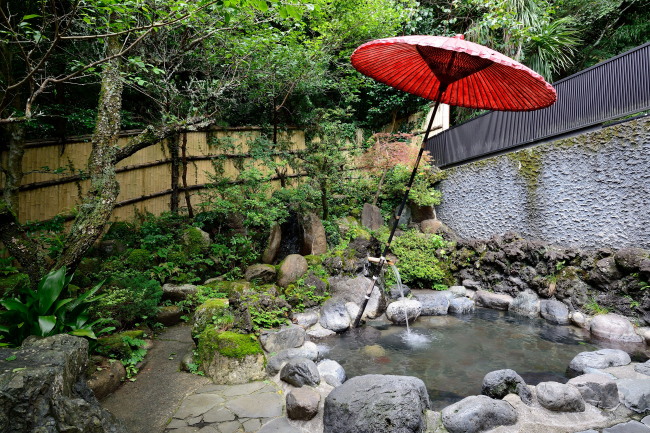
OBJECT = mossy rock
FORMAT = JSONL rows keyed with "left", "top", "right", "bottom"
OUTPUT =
{"left": 191, "top": 298, "right": 230, "bottom": 338}
{"left": 304, "top": 255, "right": 323, "bottom": 266}
{"left": 203, "top": 280, "right": 251, "bottom": 297}
{"left": 127, "top": 249, "right": 153, "bottom": 271}
{"left": 77, "top": 257, "right": 101, "bottom": 275}
{"left": 182, "top": 227, "right": 211, "bottom": 256}
{"left": 198, "top": 329, "right": 263, "bottom": 362}
{"left": 96, "top": 330, "right": 146, "bottom": 358}
{"left": 0, "top": 273, "right": 29, "bottom": 297}
{"left": 167, "top": 251, "right": 188, "bottom": 267}
{"left": 355, "top": 228, "right": 371, "bottom": 241}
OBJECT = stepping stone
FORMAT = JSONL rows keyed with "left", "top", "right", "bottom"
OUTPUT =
{"left": 174, "top": 394, "right": 225, "bottom": 419}
{"left": 197, "top": 427, "right": 218, "bottom": 433}
{"left": 644, "top": 416, "right": 650, "bottom": 427}
{"left": 217, "top": 420, "right": 241, "bottom": 433}
{"left": 258, "top": 417, "right": 302, "bottom": 433}
{"left": 242, "top": 419, "right": 262, "bottom": 432}
{"left": 203, "top": 407, "right": 235, "bottom": 423}
{"left": 603, "top": 421, "right": 650, "bottom": 433}
{"left": 222, "top": 381, "right": 266, "bottom": 397}
{"left": 167, "top": 419, "right": 188, "bottom": 429}
{"left": 195, "top": 384, "right": 229, "bottom": 394}
{"left": 225, "top": 392, "right": 283, "bottom": 418}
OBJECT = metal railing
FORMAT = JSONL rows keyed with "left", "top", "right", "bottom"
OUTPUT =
{"left": 425, "top": 41, "right": 650, "bottom": 168}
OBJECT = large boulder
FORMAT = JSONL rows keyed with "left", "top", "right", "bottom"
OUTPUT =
{"left": 328, "top": 276, "right": 386, "bottom": 319}
{"left": 590, "top": 314, "right": 643, "bottom": 343}
{"left": 280, "top": 357, "right": 320, "bottom": 387}
{"left": 244, "top": 264, "right": 276, "bottom": 283}
{"left": 540, "top": 299, "right": 570, "bottom": 325}
{"left": 259, "top": 325, "right": 305, "bottom": 353}
{"left": 386, "top": 298, "right": 422, "bottom": 325}
{"left": 162, "top": 283, "right": 198, "bottom": 302}
{"left": 449, "top": 297, "right": 475, "bottom": 314}
{"left": 410, "top": 203, "right": 435, "bottom": 223}
{"left": 361, "top": 203, "right": 384, "bottom": 231}
{"left": 567, "top": 373, "right": 620, "bottom": 410}
{"left": 262, "top": 223, "right": 282, "bottom": 264}
{"left": 291, "top": 311, "right": 319, "bottom": 329}
{"left": 277, "top": 254, "right": 308, "bottom": 288}
{"left": 0, "top": 335, "right": 128, "bottom": 433}
{"left": 286, "top": 387, "right": 320, "bottom": 421}
{"left": 87, "top": 358, "right": 127, "bottom": 401}
{"left": 567, "top": 349, "right": 631, "bottom": 377}
{"left": 614, "top": 248, "right": 650, "bottom": 272}
{"left": 198, "top": 329, "right": 265, "bottom": 384}
{"left": 190, "top": 299, "right": 229, "bottom": 339}
{"left": 320, "top": 298, "right": 351, "bottom": 332}
{"left": 475, "top": 290, "right": 513, "bottom": 310}
{"left": 420, "top": 219, "right": 442, "bottom": 234}
{"left": 481, "top": 369, "right": 533, "bottom": 405}
{"left": 318, "top": 359, "right": 346, "bottom": 387}
{"left": 324, "top": 375, "right": 430, "bottom": 433}
{"left": 616, "top": 378, "right": 650, "bottom": 413}
{"left": 389, "top": 283, "right": 411, "bottom": 300}
{"left": 414, "top": 293, "right": 449, "bottom": 316}
{"left": 508, "top": 291, "right": 540, "bottom": 317}
{"left": 441, "top": 395, "right": 517, "bottom": 433}
{"left": 266, "top": 341, "right": 319, "bottom": 375}
{"left": 155, "top": 305, "right": 183, "bottom": 326}
{"left": 301, "top": 212, "right": 327, "bottom": 255}
{"left": 536, "top": 382, "right": 585, "bottom": 412}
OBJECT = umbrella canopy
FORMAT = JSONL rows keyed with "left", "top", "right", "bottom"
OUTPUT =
{"left": 351, "top": 34, "right": 556, "bottom": 111}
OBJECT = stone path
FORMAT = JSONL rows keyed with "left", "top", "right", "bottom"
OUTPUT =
{"left": 165, "top": 381, "right": 303, "bottom": 433}
{"left": 103, "top": 324, "right": 209, "bottom": 433}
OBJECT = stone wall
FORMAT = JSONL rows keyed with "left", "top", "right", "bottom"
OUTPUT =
{"left": 437, "top": 116, "right": 650, "bottom": 249}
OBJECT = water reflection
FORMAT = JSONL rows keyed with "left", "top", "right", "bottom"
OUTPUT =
{"left": 316, "top": 307, "right": 648, "bottom": 411}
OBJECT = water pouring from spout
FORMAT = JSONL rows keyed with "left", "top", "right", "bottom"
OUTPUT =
{"left": 390, "top": 264, "right": 410, "bottom": 335}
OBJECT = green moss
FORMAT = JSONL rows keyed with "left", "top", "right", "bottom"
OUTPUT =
{"left": 506, "top": 148, "right": 543, "bottom": 201}
{"left": 167, "top": 251, "right": 188, "bottom": 266}
{"left": 127, "top": 249, "right": 153, "bottom": 271}
{"left": 198, "top": 329, "right": 263, "bottom": 362}
{"left": 192, "top": 298, "right": 231, "bottom": 337}
{"left": 0, "top": 273, "right": 29, "bottom": 298}
{"left": 96, "top": 330, "right": 145, "bottom": 357}
{"left": 304, "top": 255, "right": 323, "bottom": 266}
{"left": 203, "top": 280, "right": 250, "bottom": 297}
{"left": 183, "top": 227, "right": 206, "bottom": 256}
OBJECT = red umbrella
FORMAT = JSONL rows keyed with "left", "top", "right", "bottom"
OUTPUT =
{"left": 351, "top": 34, "right": 557, "bottom": 327}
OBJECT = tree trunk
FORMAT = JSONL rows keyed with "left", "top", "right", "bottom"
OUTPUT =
{"left": 181, "top": 132, "right": 194, "bottom": 218}
{"left": 170, "top": 134, "right": 180, "bottom": 213}
{"left": 2, "top": 122, "right": 26, "bottom": 218}
{"left": 320, "top": 178, "right": 328, "bottom": 221}
{"left": 54, "top": 30, "right": 123, "bottom": 272}
{"left": 372, "top": 167, "right": 388, "bottom": 206}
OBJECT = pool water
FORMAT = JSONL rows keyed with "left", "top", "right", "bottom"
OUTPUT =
{"left": 315, "top": 307, "right": 648, "bottom": 410}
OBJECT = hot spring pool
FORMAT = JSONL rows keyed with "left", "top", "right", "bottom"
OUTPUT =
{"left": 315, "top": 307, "right": 648, "bottom": 410}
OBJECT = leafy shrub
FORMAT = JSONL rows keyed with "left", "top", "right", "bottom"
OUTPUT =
{"left": 0, "top": 266, "right": 106, "bottom": 346}
{"left": 127, "top": 249, "right": 153, "bottom": 271}
{"left": 92, "top": 276, "right": 162, "bottom": 328}
{"left": 103, "top": 221, "right": 139, "bottom": 247}
{"left": 379, "top": 229, "right": 449, "bottom": 289}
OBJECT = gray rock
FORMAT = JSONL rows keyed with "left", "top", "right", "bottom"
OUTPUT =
{"left": 614, "top": 248, "right": 650, "bottom": 272}
{"left": 262, "top": 223, "right": 282, "bottom": 264}
{"left": 616, "top": 378, "right": 650, "bottom": 413}
{"left": 590, "top": 314, "right": 643, "bottom": 343}
{"left": 301, "top": 212, "right": 327, "bottom": 255}
{"left": 318, "top": 359, "right": 346, "bottom": 387}
{"left": 603, "top": 421, "right": 650, "bottom": 433}
{"left": 173, "top": 393, "right": 225, "bottom": 419}
{"left": 575, "top": 430, "right": 599, "bottom": 433}
{"left": 540, "top": 299, "right": 570, "bottom": 325}
{"left": 179, "top": 347, "right": 196, "bottom": 373}
{"left": 448, "top": 297, "right": 475, "bottom": 314}
{"left": 87, "top": 358, "right": 126, "bottom": 401}
{"left": 224, "top": 392, "right": 283, "bottom": 418}
{"left": 361, "top": 203, "right": 383, "bottom": 231}
{"left": 306, "top": 323, "right": 337, "bottom": 339}
{"left": 386, "top": 298, "right": 422, "bottom": 324}
{"left": 303, "top": 271, "right": 328, "bottom": 297}
{"left": 280, "top": 357, "right": 320, "bottom": 387}
{"left": 449, "top": 286, "right": 467, "bottom": 298}
{"left": 345, "top": 302, "right": 361, "bottom": 323}
{"left": 441, "top": 395, "right": 517, "bottom": 433}
{"left": 508, "top": 291, "right": 540, "bottom": 317}
{"left": 324, "top": 374, "right": 430, "bottom": 433}
{"left": 258, "top": 417, "right": 302, "bottom": 433}
{"left": 567, "top": 349, "right": 631, "bottom": 377}
{"left": 643, "top": 415, "right": 650, "bottom": 427}
{"left": 156, "top": 305, "right": 184, "bottom": 327}
{"left": 571, "top": 311, "right": 588, "bottom": 328}
{"left": 162, "top": 283, "right": 198, "bottom": 302}
{"left": 292, "top": 311, "right": 319, "bottom": 328}
{"left": 636, "top": 361, "right": 650, "bottom": 376}
{"left": 328, "top": 276, "right": 386, "bottom": 319}
{"left": 286, "top": 387, "right": 321, "bottom": 420}
{"left": 259, "top": 325, "right": 305, "bottom": 353}
{"left": 411, "top": 204, "right": 435, "bottom": 223}
{"left": 481, "top": 369, "right": 533, "bottom": 405}
{"left": 474, "top": 290, "right": 513, "bottom": 310}
{"left": 320, "top": 298, "right": 351, "bottom": 332}
{"left": 462, "top": 279, "right": 482, "bottom": 290}
{"left": 420, "top": 219, "right": 442, "bottom": 234}
{"left": 0, "top": 335, "right": 129, "bottom": 433}
{"left": 389, "top": 283, "right": 411, "bottom": 299}
{"left": 277, "top": 254, "right": 309, "bottom": 288}
{"left": 414, "top": 292, "right": 449, "bottom": 316}
{"left": 536, "top": 381, "right": 585, "bottom": 412}
{"left": 244, "top": 264, "right": 276, "bottom": 283}
{"left": 392, "top": 204, "right": 412, "bottom": 227}
{"left": 265, "top": 341, "right": 319, "bottom": 375}
{"left": 567, "top": 373, "right": 620, "bottom": 410}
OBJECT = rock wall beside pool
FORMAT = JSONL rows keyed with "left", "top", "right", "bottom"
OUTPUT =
{"left": 436, "top": 116, "right": 650, "bottom": 249}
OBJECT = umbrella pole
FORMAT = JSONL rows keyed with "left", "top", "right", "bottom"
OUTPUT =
{"left": 353, "top": 87, "right": 447, "bottom": 328}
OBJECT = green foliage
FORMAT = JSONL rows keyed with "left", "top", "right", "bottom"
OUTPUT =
{"left": 583, "top": 298, "right": 610, "bottom": 315}
{"left": 121, "top": 335, "right": 147, "bottom": 381}
{"left": 0, "top": 267, "right": 106, "bottom": 346}
{"left": 127, "top": 249, "right": 153, "bottom": 271}
{"left": 283, "top": 281, "right": 329, "bottom": 312}
{"left": 433, "top": 284, "right": 448, "bottom": 291}
{"left": 103, "top": 222, "right": 139, "bottom": 247}
{"left": 91, "top": 276, "right": 162, "bottom": 329}
{"left": 0, "top": 250, "right": 18, "bottom": 276}
{"left": 249, "top": 305, "right": 290, "bottom": 331}
{"left": 378, "top": 229, "right": 449, "bottom": 289}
